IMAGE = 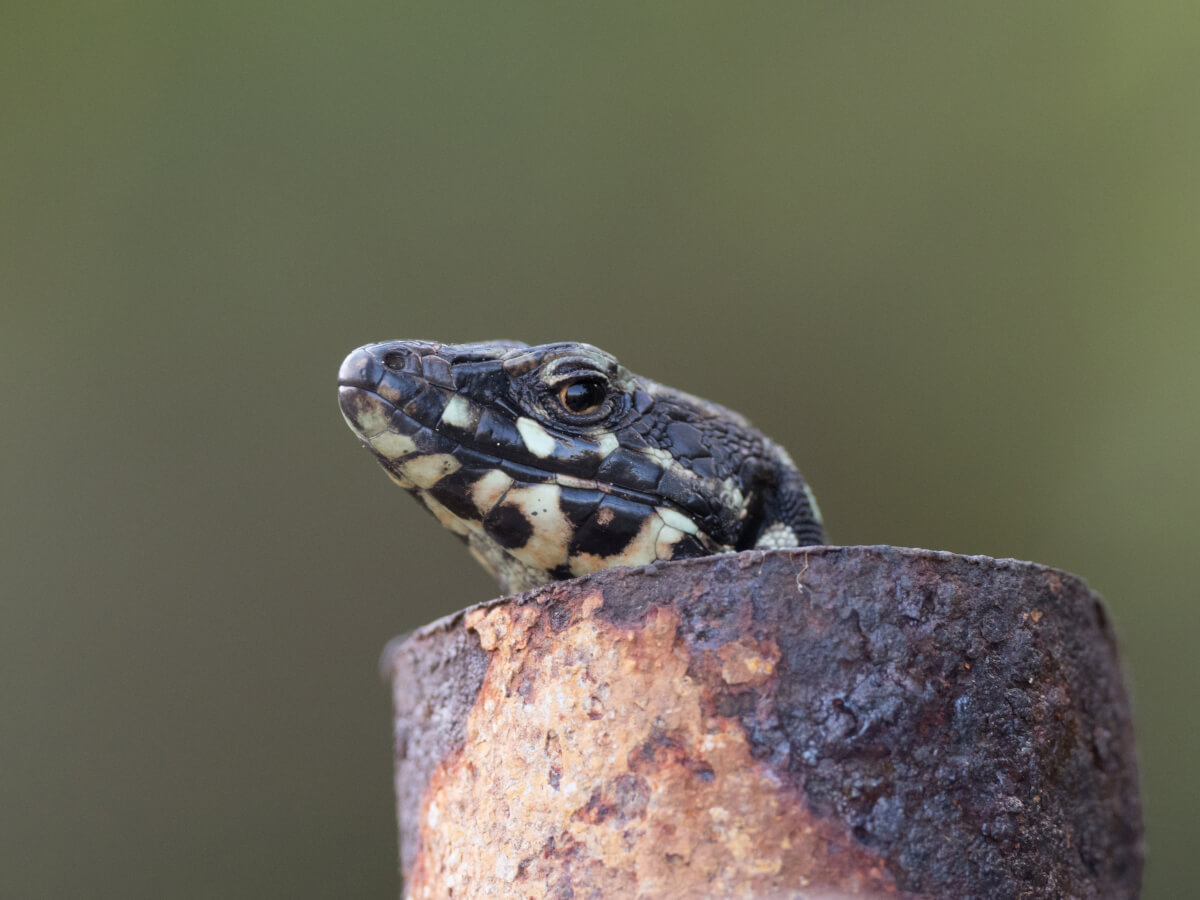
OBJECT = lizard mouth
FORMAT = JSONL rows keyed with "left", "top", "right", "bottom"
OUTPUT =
{"left": 338, "top": 341, "right": 718, "bottom": 581}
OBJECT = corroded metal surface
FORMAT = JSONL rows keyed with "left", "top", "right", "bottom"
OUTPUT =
{"left": 383, "top": 546, "right": 1142, "bottom": 899}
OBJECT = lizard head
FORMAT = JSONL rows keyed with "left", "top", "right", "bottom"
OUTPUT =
{"left": 338, "top": 339, "right": 819, "bottom": 593}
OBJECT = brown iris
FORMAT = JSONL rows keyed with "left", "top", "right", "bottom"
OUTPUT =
{"left": 558, "top": 378, "right": 607, "bottom": 415}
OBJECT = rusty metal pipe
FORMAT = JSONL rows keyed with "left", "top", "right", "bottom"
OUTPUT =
{"left": 383, "top": 546, "right": 1142, "bottom": 899}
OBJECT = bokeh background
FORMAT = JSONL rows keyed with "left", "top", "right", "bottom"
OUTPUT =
{"left": 4, "top": 4, "right": 1197, "bottom": 897}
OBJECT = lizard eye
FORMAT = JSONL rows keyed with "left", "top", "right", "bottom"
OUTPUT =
{"left": 558, "top": 377, "right": 608, "bottom": 415}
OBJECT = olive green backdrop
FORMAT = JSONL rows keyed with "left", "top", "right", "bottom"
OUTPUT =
{"left": 4, "top": 4, "right": 1196, "bottom": 897}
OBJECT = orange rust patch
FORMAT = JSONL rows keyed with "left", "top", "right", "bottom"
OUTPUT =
{"left": 717, "top": 637, "right": 781, "bottom": 686}
{"left": 580, "top": 590, "right": 604, "bottom": 617}
{"left": 464, "top": 604, "right": 540, "bottom": 653}
{"left": 407, "top": 594, "right": 896, "bottom": 899}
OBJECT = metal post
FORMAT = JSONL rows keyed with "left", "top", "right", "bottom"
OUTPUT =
{"left": 384, "top": 546, "right": 1142, "bottom": 899}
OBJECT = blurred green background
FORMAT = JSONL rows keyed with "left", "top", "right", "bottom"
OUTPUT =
{"left": 4, "top": 3, "right": 1196, "bottom": 897}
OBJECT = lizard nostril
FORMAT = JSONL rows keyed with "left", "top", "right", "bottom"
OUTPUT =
{"left": 383, "top": 350, "right": 407, "bottom": 371}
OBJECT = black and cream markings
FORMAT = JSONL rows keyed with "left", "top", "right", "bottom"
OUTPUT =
{"left": 338, "top": 340, "right": 824, "bottom": 594}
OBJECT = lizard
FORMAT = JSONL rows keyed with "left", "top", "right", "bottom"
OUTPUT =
{"left": 337, "top": 339, "right": 824, "bottom": 595}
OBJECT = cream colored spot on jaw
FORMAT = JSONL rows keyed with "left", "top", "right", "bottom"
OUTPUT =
{"left": 656, "top": 507, "right": 698, "bottom": 535}
{"left": 440, "top": 395, "right": 475, "bottom": 430}
{"left": 504, "top": 483, "right": 571, "bottom": 570}
{"left": 348, "top": 395, "right": 392, "bottom": 438}
{"left": 471, "top": 469, "right": 513, "bottom": 515}
{"left": 401, "top": 453, "right": 461, "bottom": 489}
{"left": 369, "top": 430, "right": 418, "bottom": 460}
{"left": 569, "top": 515, "right": 663, "bottom": 578}
{"left": 654, "top": 524, "right": 687, "bottom": 560}
{"left": 596, "top": 432, "right": 619, "bottom": 458}
{"left": 516, "top": 417, "right": 557, "bottom": 459}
